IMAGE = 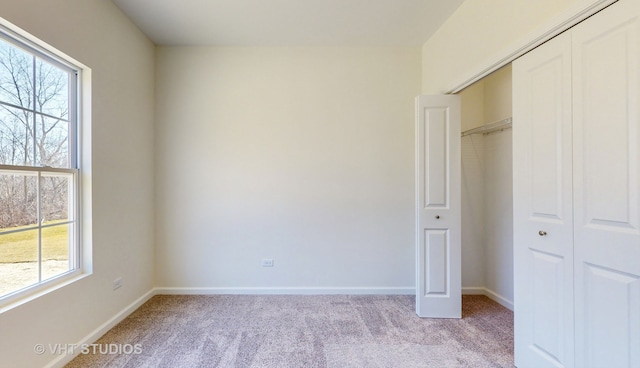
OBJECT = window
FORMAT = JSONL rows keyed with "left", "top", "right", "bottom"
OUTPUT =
{"left": 0, "top": 27, "right": 81, "bottom": 301}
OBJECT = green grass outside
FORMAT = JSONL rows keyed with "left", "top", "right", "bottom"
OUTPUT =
{"left": 0, "top": 221, "right": 70, "bottom": 263}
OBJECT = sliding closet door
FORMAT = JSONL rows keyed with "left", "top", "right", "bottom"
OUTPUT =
{"left": 415, "top": 95, "right": 461, "bottom": 318}
{"left": 513, "top": 32, "right": 574, "bottom": 368}
{"left": 572, "top": 1, "right": 640, "bottom": 367}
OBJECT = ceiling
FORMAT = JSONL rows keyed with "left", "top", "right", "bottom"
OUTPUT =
{"left": 111, "top": 0, "right": 465, "bottom": 47}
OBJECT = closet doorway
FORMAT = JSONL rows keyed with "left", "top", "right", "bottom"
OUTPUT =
{"left": 451, "top": 1, "right": 638, "bottom": 367}
{"left": 459, "top": 65, "right": 514, "bottom": 311}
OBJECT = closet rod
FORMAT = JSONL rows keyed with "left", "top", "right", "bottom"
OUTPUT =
{"left": 461, "top": 117, "right": 512, "bottom": 137}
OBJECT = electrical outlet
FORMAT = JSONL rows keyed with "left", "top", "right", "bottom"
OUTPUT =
{"left": 261, "top": 258, "right": 274, "bottom": 267}
{"left": 113, "top": 277, "right": 123, "bottom": 290}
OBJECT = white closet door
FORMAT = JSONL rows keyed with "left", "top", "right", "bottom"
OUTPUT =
{"left": 513, "top": 32, "right": 574, "bottom": 368}
{"left": 415, "top": 95, "right": 461, "bottom": 318}
{"left": 572, "top": 1, "right": 640, "bottom": 367}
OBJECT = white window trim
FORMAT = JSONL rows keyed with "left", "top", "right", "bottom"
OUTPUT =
{"left": 0, "top": 16, "right": 92, "bottom": 312}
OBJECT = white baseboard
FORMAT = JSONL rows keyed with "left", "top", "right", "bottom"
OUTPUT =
{"left": 484, "top": 288, "right": 513, "bottom": 311}
{"left": 155, "top": 286, "right": 416, "bottom": 295}
{"left": 462, "top": 286, "right": 513, "bottom": 311}
{"left": 46, "top": 289, "right": 156, "bottom": 368}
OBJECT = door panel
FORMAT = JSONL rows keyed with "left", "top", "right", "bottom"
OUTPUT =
{"left": 572, "top": 2, "right": 640, "bottom": 367}
{"left": 513, "top": 31, "right": 574, "bottom": 368}
{"left": 415, "top": 95, "right": 461, "bottom": 318}
{"left": 581, "top": 264, "right": 640, "bottom": 368}
{"left": 530, "top": 250, "right": 566, "bottom": 362}
{"left": 424, "top": 229, "right": 448, "bottom": 294}
{"left": 424, "top": 107, "right": 449, "bottom": 207}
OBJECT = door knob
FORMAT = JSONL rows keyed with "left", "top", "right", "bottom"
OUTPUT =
{"left": 538, "top": 230, "right": 547, "bottom": 236}
{"left": 435, "top": 215, "right": 440, "bottom": 219}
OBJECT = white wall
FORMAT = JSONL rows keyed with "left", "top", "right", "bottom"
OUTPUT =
{"left": 460, "top": 82, "right": 486, "bottom": 290}
{"left": 482, "top": 66, "right": 513, "bottom": 306}
{"left": 155, "top": 47, "right": 421, "bottom": 292}
{"left": 421, "top": 0, "right": 588, "bottom": 93}
{"left": 461, "top": 134, "right": 486, "bottom": 290}
{"left": 483, "top": 130, "right": 513, "bottom": 306}
{"left": 0, "top": 1, "right": 155, "bottom": 367}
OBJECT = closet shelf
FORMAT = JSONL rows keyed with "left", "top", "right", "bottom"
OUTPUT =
{"left": 461, "top": 117, "right": 512, "bottom": 137}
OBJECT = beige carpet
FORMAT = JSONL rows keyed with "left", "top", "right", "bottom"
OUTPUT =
{"left": 66, "top": 295, "right": 513, "bottom": 368}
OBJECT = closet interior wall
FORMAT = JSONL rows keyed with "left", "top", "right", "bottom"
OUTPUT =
{"left": 460, "top": 65, "right": 514, "bottom": 309}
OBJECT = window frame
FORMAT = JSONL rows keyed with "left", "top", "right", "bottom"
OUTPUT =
{"left": 0, "top": 20, "right": 89, "bottom": 308}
